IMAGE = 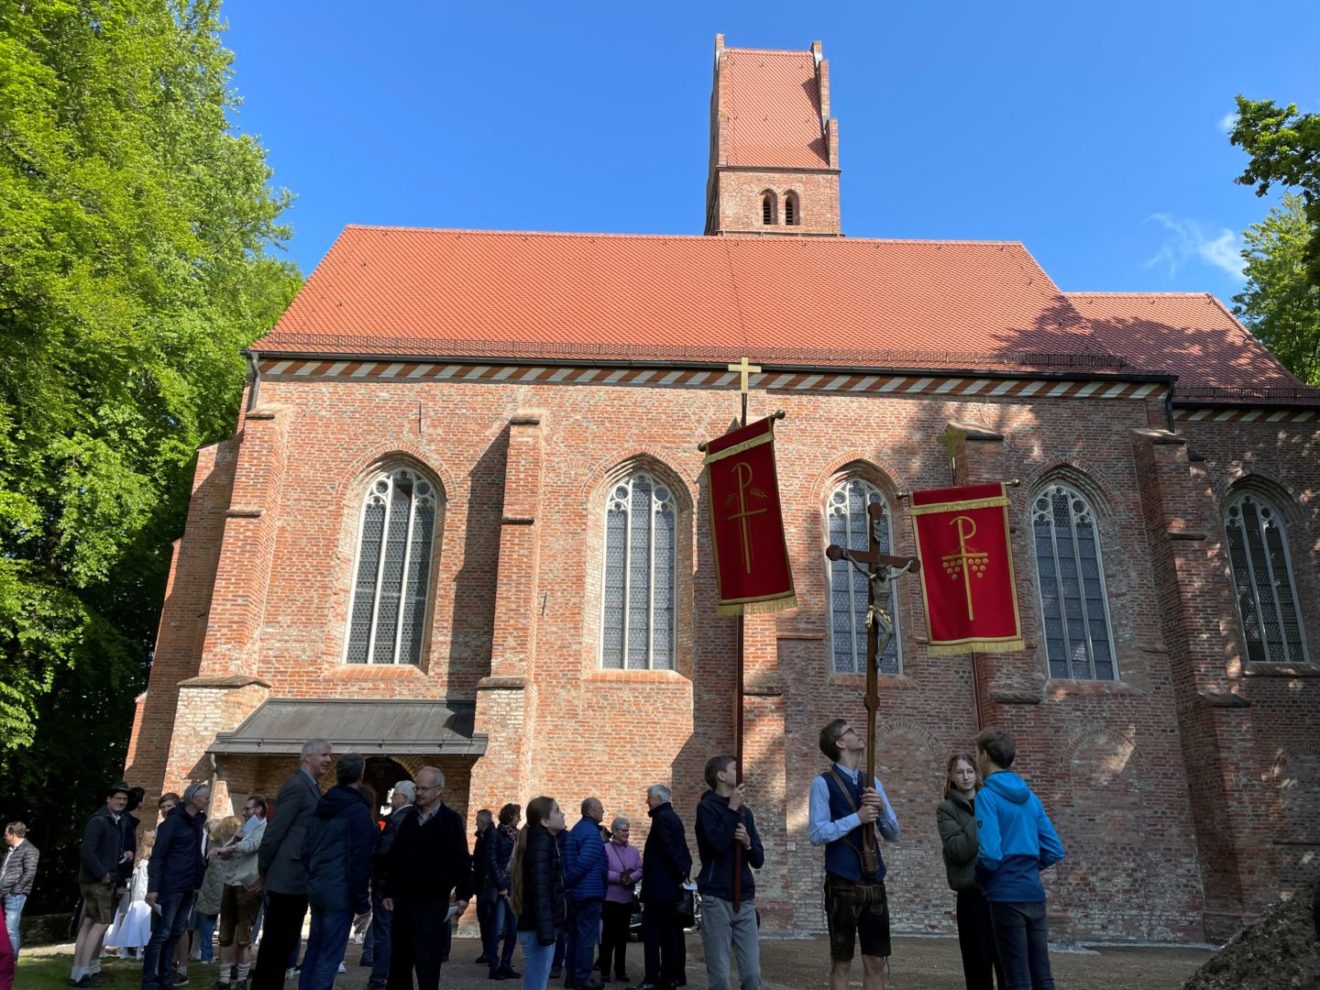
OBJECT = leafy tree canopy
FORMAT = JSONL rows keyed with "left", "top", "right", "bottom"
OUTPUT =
{"left": 0, "top": 0, "right": 299, "bottom": 862}
{"left": 1233, "top": 196, "right": 1320, "bottom": 386}
{"left": 1230, "top": 96, "right": 1320, "bottom": 287}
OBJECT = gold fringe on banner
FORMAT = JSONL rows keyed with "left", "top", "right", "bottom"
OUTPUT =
{"left": 716, "top": 593, "right": 798, "bottom": 617}
{"left": 926, "top": 638, "right": 1025, "bottom": 657}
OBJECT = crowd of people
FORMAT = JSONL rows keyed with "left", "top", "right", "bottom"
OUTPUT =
{"left": 23, "top": 721, "right": 1079, "bottom": 990}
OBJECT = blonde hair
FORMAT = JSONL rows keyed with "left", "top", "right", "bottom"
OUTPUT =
{"left": 209, "top": 816, "right": 243, "bottom": 844}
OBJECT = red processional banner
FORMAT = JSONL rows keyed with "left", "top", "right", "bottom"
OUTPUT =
{"left": 909, "top": 482, "right": 1023, "bottom": 655}
{"left": 702, "top": 416, "right": 796, "bottom": 616}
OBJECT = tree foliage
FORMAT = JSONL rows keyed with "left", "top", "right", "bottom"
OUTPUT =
{"left": 1230, "top": 96, "right": 1320, "bottom": 287}
{"left": 1232, "top": 196, "right": 1320, "bottom": 386}
{"left": 0, "top": 0, "right": 299, "bottom": 899}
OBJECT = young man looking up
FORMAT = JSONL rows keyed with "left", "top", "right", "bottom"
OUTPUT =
{"left": 695, "top": 756, "right": 764, "bottom": 990}
{"left": 974, "top": 728, "right": 1065, "bottom": 990}
{"left": 807, "top": 719, "right": 900, "bottom": 990}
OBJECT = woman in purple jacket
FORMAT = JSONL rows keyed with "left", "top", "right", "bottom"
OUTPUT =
{"left": 599, "top": 818, "right": 641, "bottom": 984}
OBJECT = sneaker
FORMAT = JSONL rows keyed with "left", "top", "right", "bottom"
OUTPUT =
{"left": 499, "top": 968, "right": 520, "bottom": 980}
{"left": 174, "top": 973, "right": 191, "bottom": 986}
{"left": 337, "top": 964, "right": 346, "bottom": 974}
{"left": 284, "top": 969, "right": 296, "bottom": 983}
{"left": 475, "top": 955, "right": 490, "bottom": 966}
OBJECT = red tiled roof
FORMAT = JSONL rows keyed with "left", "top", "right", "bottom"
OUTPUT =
{"left": 1067, "top": 293, "right": 1319, "bottom": 403}
{"left": 257, "top": 226, "right": 1117, "bottom": 370}
{"left": 722, "top": 48, "right": 828, "bottom": 168}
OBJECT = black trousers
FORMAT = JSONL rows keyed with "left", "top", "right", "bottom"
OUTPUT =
{"left": 599, "top": 900, "right": 632, "bottom": 978}
{"left": 956, "top": 889, "right": 1004, "bottom": 990}
{"left": 387, "top": 900, "right": 449, "bottom": 990}
{"left": 641, "top": 901, "right": 684, "bottom": 988}
{"left": 250, "top": 891, "right": 308, "bottom": 990}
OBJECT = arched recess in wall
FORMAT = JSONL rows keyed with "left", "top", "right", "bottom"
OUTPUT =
{"left": 586, "top": 455, "right": 694, "bottom": 677}
{"left": 783, "top": 190, "right": 800, "bottom": 226}
{"left": 1027, "top": 469, "right": 1118, "bottom": 681}
{"left": 340, "top": 457, "right": 447, "bottom": 668}
{"left": 1221, "top": 476, "right": 1310, "bottom": 666}
{"left": 760, "top": 190, "right": 778, "bottom": 226}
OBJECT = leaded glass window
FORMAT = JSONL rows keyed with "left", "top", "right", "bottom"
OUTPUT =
{"left": 601, "top": 473, "right": 675, "bottom": 670}
{"left": 828, "top": 479, "right": 900, "bottom": 675}
{"left": 345, "top": 466, "right": 438, "bottom": 665}
{"left": 1224, "top": 492, "right": 1307, "bottom": 664}
{"left": 1032, "top": 484, "right": 1115, "bottom": 680}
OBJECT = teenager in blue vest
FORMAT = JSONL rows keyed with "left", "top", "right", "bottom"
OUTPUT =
{"left": 807, "top": 719, "right": 900, "bottom": 990}
{"left": 973, "top": 728, "right": 1065, "bottom": 990}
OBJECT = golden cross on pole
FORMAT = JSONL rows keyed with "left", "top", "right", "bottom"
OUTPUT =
{"left": 937, "top": 424, "right": 966, "bottom": 483}
{"left": 727, "top": 356, "right": 761, "bottom": 426}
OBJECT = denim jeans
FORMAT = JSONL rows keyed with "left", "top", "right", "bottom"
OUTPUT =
{"left": 567, "top": 898, "right": 603, "bottom": 986}
{"left": 699, "top": 895, "right": 759, "bottom": 990}
{"left": 298, "top": 908, "right": 354, "bottom": 990}
{"left": 988, "top": 901, "right": 1055, "bottom": 990}
{"left": 518, "top": 929, "right": 555, "bottom": 990}
{"left": 487, "top": 894, "right": 517, "bottom": 972}
{"left": 367, "top": 890, "right": 392, "bottom": 990}
{"left": 194, "top": 913, "right": 217, "bottom": 963}
{"left": 141, "top": 892, "right": 194, "bottom": 990}
{"left": 2, "top": 893, "right": 24, "bottom": 956}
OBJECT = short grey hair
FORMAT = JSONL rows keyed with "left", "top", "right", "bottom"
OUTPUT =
{"left": 393, "top": 780, "right": 416, "bottom": 802}
{"left": 301, "top": 738, "right": 332, "bottom": 759}
{"left": 182, "top": 782, "right": 210, "bottom": 808}
{"left": 647, "top": 784, "right": 671, "bottom": 803}
{"left": 611, "top": 817, "right": 630, "bottom": 832}
{"left": 416, "top": 766, "right": 444, "bottom": 790}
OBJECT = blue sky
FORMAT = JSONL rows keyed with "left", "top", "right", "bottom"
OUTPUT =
{"left": 221, "top": 1, "right": 1320, "bottom": 301}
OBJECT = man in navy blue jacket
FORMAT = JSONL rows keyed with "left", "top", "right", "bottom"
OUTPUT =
{"left": 143, "top": 783, "right": 210, "bottom": 990}
{"left": 695, "top": 756, "right": 764, "bottom": 990}
{"left": 974, "top": 728, "right": 1065, "bottom": 990}
{"left": 298, "top": 754, "right": 377, "bottom": 990}
{"left": 563, "top": 798, "right": 607, "bottom": 990}
{"left": 632, "top": 785, "right": 692, "bottom": 990}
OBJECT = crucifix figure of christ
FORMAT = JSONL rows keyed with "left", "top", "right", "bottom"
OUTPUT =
{"left": 825, "top": 502, "right": 920, "bottom": 862}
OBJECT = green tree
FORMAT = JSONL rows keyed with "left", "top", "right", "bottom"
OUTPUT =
{"left": 1233, "top": 196, "right": 1320, "bottom": 386}
{"left": 0, "top": 0, "right": 299, "bottom": 904}
{"left": 1230, "top": 96, "right": 1320, "bottom": 285}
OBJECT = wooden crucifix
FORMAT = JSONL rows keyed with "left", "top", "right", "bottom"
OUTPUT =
{"left": 825, "top": 503, "right": 920, "bottom": 857}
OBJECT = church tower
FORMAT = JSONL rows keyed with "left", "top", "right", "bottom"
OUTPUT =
{"left": 704, "top": 35, "right": 841, "bottom": 237}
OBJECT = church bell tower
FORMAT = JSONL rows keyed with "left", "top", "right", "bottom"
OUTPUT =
{"left": 704, "top": 35, "right": 842, "bottom": 237}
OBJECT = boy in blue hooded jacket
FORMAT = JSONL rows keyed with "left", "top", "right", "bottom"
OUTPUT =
{"left": 973, "top": 728, "right": 1065, "bottom": 990}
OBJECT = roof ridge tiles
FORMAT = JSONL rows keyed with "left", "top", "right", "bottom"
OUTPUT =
{"left": 337, "top": 223, "right": 1027, "bottom": 248}
{"left": 1067, "top": 291, "right": 1218, "bottom": 299}
{"left": 722, "top": 47, "right": 814, "bottom": 56}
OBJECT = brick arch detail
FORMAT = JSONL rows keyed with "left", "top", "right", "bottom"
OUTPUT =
{"left": 331, "top": 444, "right": 458, "bottom": 507}
{"left": 808, "top": 451, "right": 910, "bottom": 509}
{"left": 1222, "top": 472, "right": 1308, "bottom": 531}
{"left": 1022, "top": 460, "right": 1121, "bottom": 519}
{"left": 579, "top": 449, "right": 698, "bottom": 511}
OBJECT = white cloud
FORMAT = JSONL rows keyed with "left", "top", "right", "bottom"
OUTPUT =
{"left": 1218, "top": 111, "right": 1237, "bottom": 133}
{"left": 1144, "top": 213, "right": 1245, "bottom": 281}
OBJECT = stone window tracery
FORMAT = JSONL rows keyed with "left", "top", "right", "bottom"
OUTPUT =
{"left": 601, "top": 472, "right": 676, "bottom": 670}
{"left": 344, "top": 465, "right": 439, "bottom": 665}
{"left": 1032, "top": 483, "right": 1116, "bottom": 680}
{"left": 1224, "top": 491, "right": 1307, "bottom": 665}
{"left": 828, "top": 478, "right": 900, "bottom": 675}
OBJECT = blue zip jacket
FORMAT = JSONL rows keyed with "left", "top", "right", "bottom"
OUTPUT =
{"left": 302, "top": 785, "right": 377, "bottom": 915}
{"left": 563, "top": 816, "right": 608, "bottom": 901}
{"left": 695, "top": 790, "right": 764, "bottom": 902}
{"left": 974, "top": 770, "right": 1065, "bottom": 903}
{"left": 149, "top": 804, "right": 207, "bottom": 895}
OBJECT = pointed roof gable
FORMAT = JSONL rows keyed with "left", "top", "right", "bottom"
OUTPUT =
{"left": 720, "top": 46, "right": 829, "bottom": 169}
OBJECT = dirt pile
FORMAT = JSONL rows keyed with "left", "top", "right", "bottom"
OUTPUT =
{"left": 1182, "top": 891, "right": 1320, "bottom": 990}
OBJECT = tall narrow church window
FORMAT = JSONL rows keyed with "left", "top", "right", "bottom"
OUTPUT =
{"left": 1224, "top": 492, "right": 1307, "bottom": 664}
{"left": 345, "top": 466, "right": 439, "bottom": 665}
{"left": 784, "top": 192, "right": 798, "bottom": 225}
{"left": 601, "top": 473, "right": 675, "bottom": 670}
{"left": 761, "top": 191, "right": 777, "bottom": 225}
{"left": 828, "top": 479, "right": 900, "bottom": 675}
{"left": 1032, "top": 484, "right": 1115, "bottom": 680}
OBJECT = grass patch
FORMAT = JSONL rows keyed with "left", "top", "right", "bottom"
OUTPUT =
{"left": 17, "top": 955, "right": 223, "bottom": 990}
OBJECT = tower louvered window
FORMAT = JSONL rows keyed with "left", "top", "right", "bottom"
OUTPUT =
{"left": 761, "top": 193, "right": 775, "bottom": 225}
{"left": 345, "top": 466, "right": 438, "bottom": 665}
{"left": 1032, "top": 484, "right": 1115, "bottom": 680}
{"left": 601, "top": 473, "right": 675, "bottom": 670}
{"left": 1224, "top": 492, "right": 1307, "bottom": 664}
{"left": 828, "top": 479, "right": 900, "bottom": 675}
{"left": 784, "top": 194, "right": 797, "bottom": 225}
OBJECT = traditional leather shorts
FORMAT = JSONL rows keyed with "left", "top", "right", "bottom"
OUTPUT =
{"left": 824, "top": 874, "right": 891, "bottom": 961}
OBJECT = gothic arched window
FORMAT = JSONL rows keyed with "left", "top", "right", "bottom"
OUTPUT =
{"left": 345, "top": 465, "right": 439, "bottom": 665}
{"left": 1032, "top": 483, "right": 1116, "bottom": 680}
{"left": 601, "top": 473, "right": 676, "bottom": 670}
{"left": 784, "top": 191, "right": 799, "bottom": 225}
{"left": 828, "top": 478, "right": 900, "bottom": 675}
{"left": 1224, "top": 491, "right": 1307, "bottom": 664}
{"left": 761, "top": 191, "right": 777, "bottom": 226}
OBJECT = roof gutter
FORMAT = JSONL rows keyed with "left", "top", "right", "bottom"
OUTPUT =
{"left": 244, "top": 350, "right": 262, "bottom": 412}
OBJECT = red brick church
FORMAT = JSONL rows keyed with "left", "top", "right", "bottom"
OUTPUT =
{"left": 124, "top": 36, "right": 1320, "bottom": 942}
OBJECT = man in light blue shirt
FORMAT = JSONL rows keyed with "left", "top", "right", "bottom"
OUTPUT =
{"left": 807, "top": 719, "right": 899, "bottom": 990}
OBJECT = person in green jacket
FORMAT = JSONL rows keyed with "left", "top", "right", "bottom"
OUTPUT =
{"left": 936, "top": 752, "right": 1002, "bottom": 990}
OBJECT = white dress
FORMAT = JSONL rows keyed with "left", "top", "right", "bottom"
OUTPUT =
{"left": 106, "top": 860, "right": 153, "bottom": 951}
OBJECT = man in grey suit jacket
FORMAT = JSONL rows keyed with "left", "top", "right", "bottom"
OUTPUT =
{"left": 250, "top": 739, "right": 333, "bottom": 990}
